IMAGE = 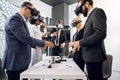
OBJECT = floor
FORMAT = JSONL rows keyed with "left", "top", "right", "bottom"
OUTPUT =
{"left": 109, "top": 70, "right": 120, "bottom": 80}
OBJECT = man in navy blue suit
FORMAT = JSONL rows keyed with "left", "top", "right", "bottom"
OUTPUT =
{"left": 2, "top": 2, "right": 54, "bottom": 80}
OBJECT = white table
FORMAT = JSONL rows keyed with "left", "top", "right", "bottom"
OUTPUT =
{"left": 20, "top": 57, "right": 86, "bottom": 80}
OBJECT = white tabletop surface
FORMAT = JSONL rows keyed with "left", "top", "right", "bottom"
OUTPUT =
{"left": 20, "top": 56, "right": 86, "bottom": 80}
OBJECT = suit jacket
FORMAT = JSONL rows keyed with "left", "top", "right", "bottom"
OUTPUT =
{"left": 73, "top": 29, "right": 84, "bottom": 43}
{"left": 73, "top": 29, "right": 84, "bottom": 53}
{"left": 50, "top": 28, "right": 66, "bottom": 56}
{"left": 50, "top": 28, "right": 66, "bottom": 45}
{"left": 2, "top": 13, "right": 45, "bottom": 71}
{"left": 73, "top": 29, "right": 85, "bottom": 71}
{"left": 79, "top": 8, "right": 107, "bottom": 62}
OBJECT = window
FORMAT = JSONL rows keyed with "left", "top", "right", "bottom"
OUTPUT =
{"left": 0, "top": 0, "right": 19, "bottom": 58}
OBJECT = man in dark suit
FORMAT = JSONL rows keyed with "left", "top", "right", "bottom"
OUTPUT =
{"left": 73, "top": 0, "right": 107, "bottom": 80}
{"left": 2, "top": 2, "right": 54, "bottom": 80}
{"left": 51, "top": 22, "right": 66, "bottom": 56}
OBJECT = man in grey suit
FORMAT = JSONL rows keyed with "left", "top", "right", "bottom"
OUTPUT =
{"left": 73, "top": 0, "right": 107, "bottom": 80}
{"left": 2, "top": 2, "right": 54, "bottom": 80}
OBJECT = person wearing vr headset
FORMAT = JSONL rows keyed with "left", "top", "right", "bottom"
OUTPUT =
{"left": 69, "top": 17, "right": 85, "bottom": 72}
{"left": 73, "top": 0, "right": 107, "bottom": 80}
{"left": 29, "top": 14, "right": 50, "bottom": 65}
{"left": 2, "top": 2, "right": 54, "bottom": 80}
{"left": 50, "top": 20, "right": 67, "bottom": 56}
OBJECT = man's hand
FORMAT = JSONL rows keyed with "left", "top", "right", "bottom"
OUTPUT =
{"left": 52, "top": 32, "right": 58, "bottom": 37}
{"left": 45, "top": 41, "right": 54, "bottom": 48}
{"left": 69, "top": 42, "right": 74, "bottom": 47}
{"left": 60, "top": 43, "right": 65, "bottom": 48}
{"left": 72, "top": 48, "right": 76, "bottom": 54}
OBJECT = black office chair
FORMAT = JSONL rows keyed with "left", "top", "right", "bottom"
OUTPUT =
{"left": 0, "top": 58, "right": 7, "bottom": 80}
{"left": 84, "top": 54, "right": 113, "bottom": 80}
{"left": 103, "top": 54, "right": 113, "bottom": 80}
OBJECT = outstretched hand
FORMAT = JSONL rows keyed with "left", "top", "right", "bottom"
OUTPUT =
{"left": 45, "top": 41, "right": 54, "bottom": 48}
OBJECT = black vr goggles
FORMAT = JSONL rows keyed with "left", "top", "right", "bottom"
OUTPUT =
{"left": 71, "top": 21, "right": 82, "bottom": 27}
{"left": 74, "top": 0, "right": 86, "bottom": 16}
{"left": 29, "top": 14, "right": 44, "bottom": 24}
{"left": 28, "top": 8, "right": 44, "bottom": 24}
{"left": 26, "top": 6, "right": 40, "bottom": 17}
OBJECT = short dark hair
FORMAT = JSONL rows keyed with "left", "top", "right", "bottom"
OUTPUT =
{"left": 58, "top": 20, "right": 63, "bottom": 24}
{"left": 81, "top": 0, "right": 93, "bottom": 6}
{"left": 21, "top": 2, "right": 33, "bottom": 8}
{"left": 58, "top": 20, "right": 61, "bottom": 24}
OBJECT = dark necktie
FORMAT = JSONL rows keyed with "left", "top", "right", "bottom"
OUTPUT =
{"left": 56, "top": 34, "right": 59, "bottom": 45}
{"left": 56, "top": 30, "right": 60, "bottom": 45}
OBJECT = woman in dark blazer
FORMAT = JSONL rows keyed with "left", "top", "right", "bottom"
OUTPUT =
{"left": 70, "top": 17, "right": 85, "bottom": 71}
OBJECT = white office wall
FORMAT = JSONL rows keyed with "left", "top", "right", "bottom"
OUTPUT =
{"left": 31, "top": 0, "right": 52, "bottom": 18}
{"left": 69, "top": 0, "right": 120, "bottom": 71}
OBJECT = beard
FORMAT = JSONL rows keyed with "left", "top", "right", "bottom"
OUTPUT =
{"left": 83, "top": 6, "right": 88, "bottom": 17}
{"left": 26, "top": 16, "right": 31, "bottom": 21}
{"left": 25, "top": 13, "right": 31, "bottom": 21}
{"left": 25, "top": 17, "right": 29, "bottom": 21}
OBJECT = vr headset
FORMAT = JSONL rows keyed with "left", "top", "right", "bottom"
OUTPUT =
{"left": 74, "top": 0, "right": 86, "bottom": 16}
{"left": 24, "top": 6, "right": 43, "bottom": 24}
{"left": 71, "top": 21, "right": 81, "bottom": 27}
{"left": 26, "top": 6, "right": 39, "bottom": 17}
{"left": 29, "top": 14, "right": 44, "bottom": 24}
{"left": 28, "top": 8, "right": 44, "bottom": 24}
